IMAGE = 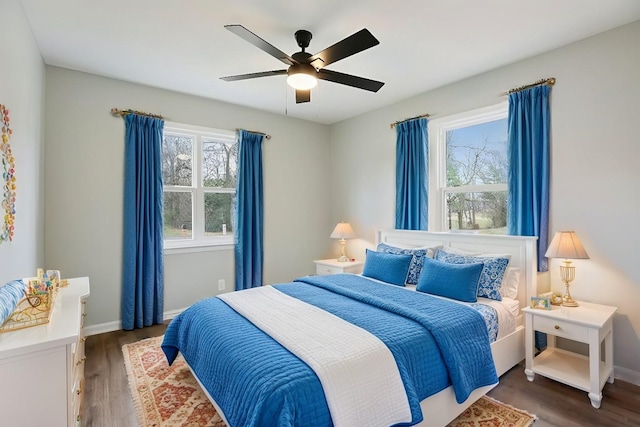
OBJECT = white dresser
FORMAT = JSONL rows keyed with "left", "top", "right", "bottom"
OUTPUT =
{"left": 0, "top": 277, "right": 90, "bottom": 427}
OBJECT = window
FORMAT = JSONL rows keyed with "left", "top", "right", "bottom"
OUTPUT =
{"left": 428, "top": 103, "right": 508, "bottom": 234}
{"left": 162, "top": 122, "right": 238, "bottom": 249}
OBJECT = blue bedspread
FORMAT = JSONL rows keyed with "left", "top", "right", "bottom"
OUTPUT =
{"left": 162, "top": 275, "right": 497, "bottom": 427}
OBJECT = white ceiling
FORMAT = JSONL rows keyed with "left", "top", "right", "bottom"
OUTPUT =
{"left": 20, "top": 0, "right": 640, "bottom": 124}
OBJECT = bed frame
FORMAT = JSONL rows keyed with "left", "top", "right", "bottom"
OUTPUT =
{"left": 376, "top": 229, "right": 538, "bottom": 427}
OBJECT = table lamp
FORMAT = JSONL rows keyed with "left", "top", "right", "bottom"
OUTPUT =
{"left": 544, "top": 231, "right": 589, "bottom": 307}
{"left": 330, "top": 222, "right": 356, "bottom": 262}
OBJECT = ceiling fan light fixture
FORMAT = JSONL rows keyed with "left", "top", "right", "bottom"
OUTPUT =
{"left": 286, "top": 63, "right": 317, "bottom": 90}
{"left": 287, "top": 73, "right": 317, "bottom": 90}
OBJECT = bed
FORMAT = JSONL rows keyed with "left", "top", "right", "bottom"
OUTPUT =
{"left": 162, "top": 229, "right": 538, "bottom": 427}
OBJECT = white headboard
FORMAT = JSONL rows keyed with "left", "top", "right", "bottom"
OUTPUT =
{"left": 376, "top": 229, "right": 538, "bottom": 307}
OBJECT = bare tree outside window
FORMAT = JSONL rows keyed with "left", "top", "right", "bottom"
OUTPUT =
{"left": 202, "top": 139, "right": 238, "bottom": 236}
{"left": 445, "top": 119, "right": 508, "bottom": 234}
{"left": 161, "top": 126, "right": 237, "bottom": 247}
{"left": 163, "top": 135, "right": 194, "bottom": 239}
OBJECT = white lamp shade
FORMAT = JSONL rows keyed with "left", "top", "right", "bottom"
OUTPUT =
{"left": 545, "top": 231, "right": 589, "bottom": 259}
{"left": 330, "top": 222, "right": 356, "bottom": 240}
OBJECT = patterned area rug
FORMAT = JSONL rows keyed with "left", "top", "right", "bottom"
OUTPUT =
{"left": 447, "top": 395, "right": 536, "bottom": 427}
{"left": 123, "top": 336, "right": 536, "bottom": 427}
{"left": 122, "top": 336, "right": 225, "bottom": 427}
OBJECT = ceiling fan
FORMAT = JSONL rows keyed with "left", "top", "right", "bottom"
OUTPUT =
{"left": 220, "top": 25, "right": 385, "bottom": 103}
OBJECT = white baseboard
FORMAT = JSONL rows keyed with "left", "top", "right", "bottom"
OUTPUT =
{"left": 614, "top": 365, "right": 640, "bottom": 387}
{"left": 84, "top": 307, "right": 186, "bottom": 336}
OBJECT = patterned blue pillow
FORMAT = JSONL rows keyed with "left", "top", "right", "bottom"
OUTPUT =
{"left": 434, "top": 249, "right": 509, "bottom": 301}
{"left": 376, "top": 243, "right": 430, "bottom": 285}
{"left": 416, "top": 257, "right": 483, "bottom": 302}
{"left": 0, "top": 279, "right": 27, "bottom": 324}
{"left": 363, "top": 249, "right": 413, "bottom": 287}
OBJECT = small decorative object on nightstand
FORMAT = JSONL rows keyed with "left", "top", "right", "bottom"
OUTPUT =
{"left": 314, "top": 258, "right": 363, "bottom": 276}
{"left": 523, "top": 301, "right": 617, "bottom": 409}
{"left": 330, "top": 222, "right": 356, "bottom": 262}
{"left": 545, "top": 231, "right": 589, "bottom": 307}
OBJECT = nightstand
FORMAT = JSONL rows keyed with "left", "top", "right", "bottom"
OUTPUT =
{"left": 314, "top": 258, "right": 364, "bottom": 275}
{"left": 523, "top": 301, "right": 617, "bottom": 409}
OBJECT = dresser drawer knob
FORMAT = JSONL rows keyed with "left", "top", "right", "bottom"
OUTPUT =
{"left": 554, "top": 325, "right": 560, "bottom": 330}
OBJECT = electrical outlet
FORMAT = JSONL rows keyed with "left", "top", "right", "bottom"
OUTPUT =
{"left": 218, "top": 279, "right": 225, "bottom": 290}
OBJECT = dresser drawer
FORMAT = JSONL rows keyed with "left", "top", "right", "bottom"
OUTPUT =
{"left": 316, "top": 265, "right": 343, "bottom": 275}
{"left": 533, "top": 315, "right": 589, "bottom": 342}
{"left": 72, "top": 375, "right": 84, "bottom": 426}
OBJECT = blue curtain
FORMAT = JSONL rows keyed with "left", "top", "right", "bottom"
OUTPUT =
{"left": 395, "top": 118, "right": 428, "bottom": 230}
{"left": 235, "top": 130, "right": 264, "bottom": 290}
{"left": 122, "top": 114, "right": 165, "bottom": 330}
{"left": 507, "top": 85, "right": 550, "bottom": 272}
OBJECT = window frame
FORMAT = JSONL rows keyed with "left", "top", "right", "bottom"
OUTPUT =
{"left": 162, "top": 121, "right": 237, "bottom": 253}
{"left": 427, "top": 102, "right": 509, "bottom": 233}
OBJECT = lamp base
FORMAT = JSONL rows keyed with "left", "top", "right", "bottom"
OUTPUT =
{"left": 560, "top": 266, "right": 579, "bottom": 307}
{"left": 336, "top": 238, "right": 349, "bottom": 262}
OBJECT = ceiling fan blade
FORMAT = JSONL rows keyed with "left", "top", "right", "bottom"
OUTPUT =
{"left": 308, "top": 29, "right": 379, "bottom": 69}
{"left": 220, "top": 70, "right": 287, "bottom": 82}
{"left": 295, "top": 89, "right": 311, "bottom": 104}
{"left": 225, "top": 25, "right": 296, "bottom": 66}
{"left": 317, "top": 69, "right": 384, "bottom": 92}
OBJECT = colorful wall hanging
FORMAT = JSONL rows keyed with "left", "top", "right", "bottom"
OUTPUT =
{"left": 0, "top": 104, "right": 15, "bottom": 243}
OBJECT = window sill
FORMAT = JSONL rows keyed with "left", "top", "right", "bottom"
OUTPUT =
{"left": 164, "top": 242, "right": 234, "bottom": 255}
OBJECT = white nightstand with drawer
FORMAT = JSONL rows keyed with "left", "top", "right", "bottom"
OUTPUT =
{"left": 314, "top": 258, "right": 364, "bottom": 275}
{"left": 523, "top": 301, "right": 617, "bottom": 409}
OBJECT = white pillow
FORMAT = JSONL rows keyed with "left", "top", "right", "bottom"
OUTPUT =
{"left": 439, "top": 246, "right": 480, "bottom": 256}
{"left": 500, "top": 267, "right": 520, "bottom": 300}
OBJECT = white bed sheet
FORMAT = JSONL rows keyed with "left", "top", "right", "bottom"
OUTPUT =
{"left": 500, "top": 297, "right": 520, "bottom": 318}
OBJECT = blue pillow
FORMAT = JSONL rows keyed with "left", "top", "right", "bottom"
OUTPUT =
{"left": 362, "top": 249, "right": 413, "bottom": 287}
{"left": 434, "top": 249, "right": 509, "bottom": 301}
{"left": 376, "top": 243, "right": 430, "bottom": 285}
{"left": 416, "top": 257, "right": 484, "bottom": 302}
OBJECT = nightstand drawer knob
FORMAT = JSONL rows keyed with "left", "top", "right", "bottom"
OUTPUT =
{"left": 554, "top": 325, "right": 560, "bottom": 330}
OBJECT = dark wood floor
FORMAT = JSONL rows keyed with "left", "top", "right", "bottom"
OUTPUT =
{"left": 83, "top": 324, "right": 640, "bottom": 427}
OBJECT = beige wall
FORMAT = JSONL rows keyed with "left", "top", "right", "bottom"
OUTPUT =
{"left": 0, "top": 0, "right": 46, "bottom": 283}
{"left": 330, "top": 21, "right": 640, "bottom": 380}
{"left": 44, "top": 67, "right": 332, "bottom": 328}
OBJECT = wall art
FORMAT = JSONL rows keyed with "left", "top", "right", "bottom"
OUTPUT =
{"left": 0, "top": 104, "right": 15, "bottom": 243}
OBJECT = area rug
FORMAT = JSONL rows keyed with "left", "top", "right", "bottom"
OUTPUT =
{"left": 123, "top": 335, "right": 536, "bottom": 427}
{"left": 122, "top": 335, "right": 225, "bottom": 427}
{"left": 447, "top": 395, "right": 536, "bottom": 427}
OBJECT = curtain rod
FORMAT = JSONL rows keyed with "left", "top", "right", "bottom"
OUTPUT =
{"left": 237, "top": 128, "right": 271, "bottom": 140}
{"left": 390, "top": 113, "right": 430, "bottom": 129}
{"left": 503, "top": 77, "right": 556, "bottom": 96}
{"left": 110, "top": 108, "right": 164, "bottom": 120}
